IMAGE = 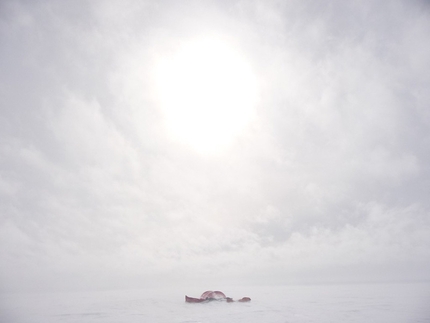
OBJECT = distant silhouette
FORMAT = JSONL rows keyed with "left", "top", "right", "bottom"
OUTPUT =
{"left": 185, "top": 291, "right": 251, "bottom": 303}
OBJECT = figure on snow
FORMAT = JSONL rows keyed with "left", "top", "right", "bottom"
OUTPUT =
{"left": 185, "top": 291, "right": 251, "bottom": 303}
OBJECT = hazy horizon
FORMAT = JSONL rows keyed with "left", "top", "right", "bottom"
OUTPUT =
{"left": 1, "top": 0, "right": 430, "bottom": 293}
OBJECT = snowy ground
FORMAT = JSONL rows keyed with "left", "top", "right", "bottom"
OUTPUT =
{"left": 1, "top": 282, "right": 429, "bottom": 323}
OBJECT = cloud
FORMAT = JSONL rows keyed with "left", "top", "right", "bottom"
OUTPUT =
{"left": 1, "top": 0, "right": 430, "bottom": 292}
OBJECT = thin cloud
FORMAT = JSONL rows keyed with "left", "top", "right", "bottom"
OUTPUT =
{"left": 1, "top": 0, "right": 430, "bottom": 292}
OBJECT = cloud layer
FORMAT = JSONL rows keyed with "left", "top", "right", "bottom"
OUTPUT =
{"left": 1, "top": 0, "right": 430, "bottom": 292}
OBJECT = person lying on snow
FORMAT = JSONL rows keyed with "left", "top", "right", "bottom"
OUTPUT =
{"left": 185, "top": 291, "right": 251, "bottom": 303}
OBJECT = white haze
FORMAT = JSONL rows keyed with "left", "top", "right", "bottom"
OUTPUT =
{"left": 1, "top": 0, "right": 430, "bottom": 295}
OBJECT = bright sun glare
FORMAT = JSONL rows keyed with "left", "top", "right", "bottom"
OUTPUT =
{"left": 155, "top": 38, "right": 259, "bottom": 154}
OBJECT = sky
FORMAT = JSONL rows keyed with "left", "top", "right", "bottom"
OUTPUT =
{"left": 1, "top": 0, "right": 430, "bottom": 293}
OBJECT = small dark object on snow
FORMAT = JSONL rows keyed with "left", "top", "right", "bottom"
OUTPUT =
{"left": 185, "top": 291, "right": 251, "bottom": 303}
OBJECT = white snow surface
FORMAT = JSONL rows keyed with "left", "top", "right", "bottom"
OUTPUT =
{"left": 1, "top": 282, "right": 429, "bottom": 323}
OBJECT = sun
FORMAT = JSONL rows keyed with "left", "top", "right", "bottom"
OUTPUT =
{"left": 154, "top": 37, "right": 259, "bottom": 154}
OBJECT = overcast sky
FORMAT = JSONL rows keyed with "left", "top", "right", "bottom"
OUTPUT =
{"left": 1, "top": 0, "right": 430, "bottom": 293}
